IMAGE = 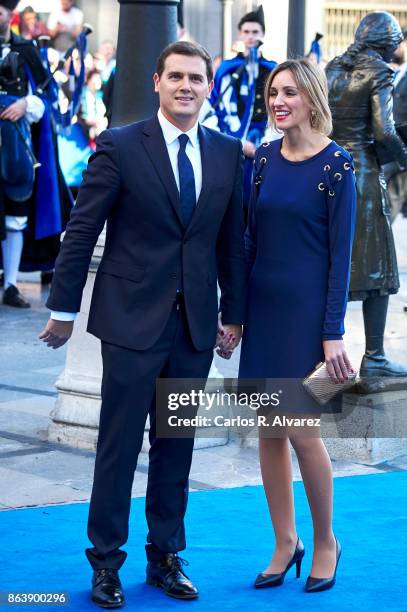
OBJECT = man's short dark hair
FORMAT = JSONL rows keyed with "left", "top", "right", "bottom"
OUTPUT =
{"left": 156, "top": 41, "right": 213, "bottom": 82}
{"left": 238, "top": 6, "right": 265, "bottom": 33}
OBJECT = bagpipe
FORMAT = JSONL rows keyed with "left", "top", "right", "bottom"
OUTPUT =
{"left": 0, "top": 94, "right": 39, "bottom": 202}
{"left": 36, "top": 24, "right": 93, "bottom": 130}
{"left": 307, "top": 33, "right": 323, "bottom": 64}
{"left": 205, "top": 41, "right": 263, "bottom": 141}
{"left": 0, "top": 38, "right": 40, "bottom": 202}
{"left": 0, "top": 26, "right": 92, "bottom": 238}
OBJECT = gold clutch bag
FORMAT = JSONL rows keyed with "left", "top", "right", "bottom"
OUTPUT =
{"left": 303, "top": 362, "right": 358, "bottom": 406}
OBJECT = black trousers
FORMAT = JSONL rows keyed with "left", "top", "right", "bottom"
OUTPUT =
{"left": 85, "top": 302, "right": 213, "bottom": 570}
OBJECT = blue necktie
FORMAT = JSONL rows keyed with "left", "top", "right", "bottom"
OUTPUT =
{"left": 178, "top": 134, "right": 196, "bottom": 227}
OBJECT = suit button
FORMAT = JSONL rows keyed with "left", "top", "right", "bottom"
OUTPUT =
{"left": 171, "top": 273, "right": 178, "bottom": 279}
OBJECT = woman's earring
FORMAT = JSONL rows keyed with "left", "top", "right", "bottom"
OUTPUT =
{"left": 310, "top": 110, "right": 317, "bottom": 127}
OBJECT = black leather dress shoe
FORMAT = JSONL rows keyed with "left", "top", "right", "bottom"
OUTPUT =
{"left": 91, "top": 569, "right": 124, "bottom": 608}
{"left": 3, "top": 284, "right": 30, "bottom": 308}
{"left": 254, "top": 537, "right": 305, "bottom": 588}
{"left": 305, "top": 538, "right": 341, "bottom": 593}
{"left": 146, "top": 553, "right": 198, "bottom": 599}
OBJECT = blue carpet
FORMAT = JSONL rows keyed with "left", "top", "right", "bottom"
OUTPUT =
{"left": 1, "top": 471, "right": 406, "bottom": 612}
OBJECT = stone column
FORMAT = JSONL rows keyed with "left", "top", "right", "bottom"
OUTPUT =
{"left": 220, "top": 0, "right": 234, "bottom": 58}
{"left": 48, "top": 233, "right": 105, "bottom": 450}
{"left": 287, "top": 0, "right": 305, "bottom": 58}
{"left": 112, "top": 0, "right": 180, "bottom": 126}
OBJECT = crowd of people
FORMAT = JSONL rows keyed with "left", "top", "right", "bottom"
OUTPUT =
{"left": 0, "top": 1, "right": 115, "bottom": 309}
{"left": 11, "top": 1, "right": 115, "bottom": 152}
{"left": 11, "top": 0, "right": 82, "bottom": 48}
{"left": 0, "top": 1, "right": 406, "bottom": 609}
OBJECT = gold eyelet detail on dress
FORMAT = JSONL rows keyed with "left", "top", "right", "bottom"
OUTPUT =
{"left": 328, "top": 190, "right": 335, "bottom": 197}
{"left": 334, "top": 172, "right": 342, "bottom": 181}
{"left": 260, "top": 157, "right": 267, "bottom": 164}
{"left": 334, "top": 150, "right": 341, "bottom": 157}
{"left": 318, "top": 182, "right": 325, "bottom": 191}
{"left": 324, "top": 164, "right": 331, "bottom": 171}
{"left": 343, "top": 162, "right": 351, "bottom": 170}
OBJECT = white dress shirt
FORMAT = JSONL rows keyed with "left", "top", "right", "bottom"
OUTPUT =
{"left": 157, "top": 108, "right": 202, "bottom": 201}
{"left": 51, "top": 109, "right": 202, "bottom": 322}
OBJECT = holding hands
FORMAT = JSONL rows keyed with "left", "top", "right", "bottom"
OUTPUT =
{"left": 216, "top": 313, "right": 242, "bottom": 360}
{"left": 323, "top": 339, "right": 356, "bottom": 383}
{"left": 242, "top": 140, "right": 257, "bottom": 159}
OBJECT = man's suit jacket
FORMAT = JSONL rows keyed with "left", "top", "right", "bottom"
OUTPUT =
{"left": 47, "top": 115, "right": 247, "bottom": 351}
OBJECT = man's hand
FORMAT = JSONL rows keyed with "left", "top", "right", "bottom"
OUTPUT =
{"left": 39, "top": 319, "right": 74, "bottom": 349}
{"left": 215, "top": 314, "right": 242, "bottom": 359}
{"left": 242, "top": 140, "right": 256, "bottom": 159}
{"left": 0, "top": 98, "right": 28, "bottom": 122}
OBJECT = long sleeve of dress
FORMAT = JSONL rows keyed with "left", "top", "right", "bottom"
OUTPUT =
{"left": 322, "top": 152, "right": 357, "bottom": 340}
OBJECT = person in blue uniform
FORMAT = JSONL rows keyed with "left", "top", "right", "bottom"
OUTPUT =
{"left": 239, "top": 59, "right": 356, "bottom": 593}
{"left": 0, "top": 0, "right": 72, "bottom": 307}
{"left": 210, "top": 6, "right": 276, "bottom": 216}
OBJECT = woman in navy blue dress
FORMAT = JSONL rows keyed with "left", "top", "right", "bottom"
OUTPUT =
{"left": 238, "top": 59, "right": 356, "bottom": 593}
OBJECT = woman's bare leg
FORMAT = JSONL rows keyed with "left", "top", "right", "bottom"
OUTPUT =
{"left": 289, "top": 434, "right": 337, "bottom": 578}
{"left": 259, "top": 436, "right": 299, "bottom": 573}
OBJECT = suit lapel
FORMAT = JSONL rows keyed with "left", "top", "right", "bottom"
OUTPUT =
{"left": 142, "top": 116, "right": 183, "bottom": 226}
{"left": 185, "top": 125, "right": 213, "bottom": 234}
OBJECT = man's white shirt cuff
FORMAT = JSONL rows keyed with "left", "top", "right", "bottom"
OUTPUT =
{"left": 50, "top": 311, "right": 77, "bottom": 321}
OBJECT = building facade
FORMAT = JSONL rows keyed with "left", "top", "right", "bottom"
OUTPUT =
{"left": 74, "top": 0, "right": 406, "bottom": 63}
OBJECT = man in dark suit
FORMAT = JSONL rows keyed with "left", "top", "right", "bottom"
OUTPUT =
{"left": 40, "top": 41, "right": 246, "bottom": 608}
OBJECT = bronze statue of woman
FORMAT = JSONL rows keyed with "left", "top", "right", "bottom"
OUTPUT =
{"left": 326, "top": 12, "right": 407, "bottom": 377}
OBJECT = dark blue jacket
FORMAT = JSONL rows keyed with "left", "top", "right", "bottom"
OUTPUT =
{"left": 47, "top": 115, "right": 247, "bottom": 351}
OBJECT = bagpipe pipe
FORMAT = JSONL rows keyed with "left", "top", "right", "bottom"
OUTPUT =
{"left": 35, "top": 24, "right": 93, "bottom": 129}
{"left": 203, "top": 40, "right": 263, "bottom": 137}
{"left": 0, "top": 26, "right": 92, "bottom": 238}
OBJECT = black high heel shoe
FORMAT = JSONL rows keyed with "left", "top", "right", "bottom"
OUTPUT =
{"left": 254, "top": 537, "right": 305, "bottom": 588}
{"left": 305, "top": 537, "right": 341, "bottom": 593}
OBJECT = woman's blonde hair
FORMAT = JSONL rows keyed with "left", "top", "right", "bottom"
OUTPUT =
{"left": 264, "top": 58, "right": 332, "bottom": 136}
